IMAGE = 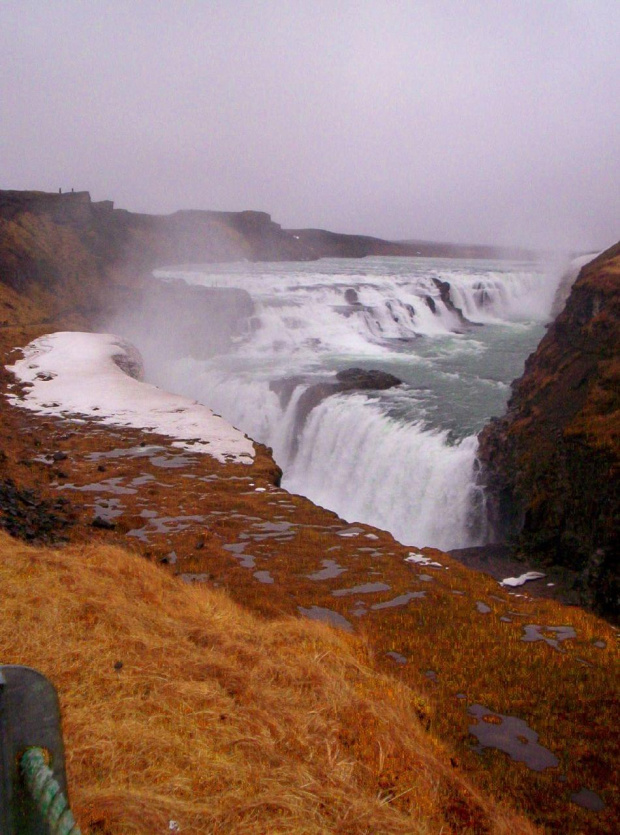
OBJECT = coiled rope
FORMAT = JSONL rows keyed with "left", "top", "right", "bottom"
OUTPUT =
{"left": 20, "top": 747, "right": 81, "bottom": 835}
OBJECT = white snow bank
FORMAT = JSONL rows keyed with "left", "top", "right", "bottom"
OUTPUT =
{"left": 500, "top": 571, "right": 546, "bottom": 588}
{"left": 7, "top": 332, "right": 255, "bottom": 464}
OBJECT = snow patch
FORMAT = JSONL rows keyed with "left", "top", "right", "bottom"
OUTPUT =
{"left": 7, "top": 332, "right": 255, "bottom": 464}
{"left": 500, "top": 571, "right": 546, "bottom": 588}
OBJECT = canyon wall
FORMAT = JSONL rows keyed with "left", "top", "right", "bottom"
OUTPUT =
{"left": 478, "top": 243, "right": 619, "bottom": 616}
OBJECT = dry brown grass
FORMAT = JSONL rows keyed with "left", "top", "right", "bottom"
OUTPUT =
{"left": 0, "top": 531, "right": 536, "bottom": 834}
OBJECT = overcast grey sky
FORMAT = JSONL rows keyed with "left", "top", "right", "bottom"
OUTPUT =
{"left": 2, "top": 1, "right": 619, "bottom": 249}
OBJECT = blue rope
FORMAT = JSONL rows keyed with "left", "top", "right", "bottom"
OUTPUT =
{"left": 20, "top": 747, "right": 81, "bottom": 835}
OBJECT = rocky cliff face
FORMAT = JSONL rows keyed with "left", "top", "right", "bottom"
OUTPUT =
{"left": 0, "top": 191, "right": 310, "bottom": 310}
{"left": 478, "top": 243, "right": 620, "bottom": 617}
{"left": 0, "top": 191, "right": 318, "bottom": 342}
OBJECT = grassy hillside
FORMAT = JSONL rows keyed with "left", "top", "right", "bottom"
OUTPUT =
{"left": 0, "top": 532, "right": 534, "bottom": 834}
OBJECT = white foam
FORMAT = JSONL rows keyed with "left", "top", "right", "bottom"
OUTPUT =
{"left": 136, "top": 257, "right": 551, "bottom": 550}
{"left": 7, "top": 332, "right": 255, "bottom": 464}
{"left": 284, "top": 395, "right": 487, "bottom": 551}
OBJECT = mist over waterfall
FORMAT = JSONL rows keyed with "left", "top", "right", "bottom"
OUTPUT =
{"left": 132, "top": 256, "right": 561, "bottom": 551}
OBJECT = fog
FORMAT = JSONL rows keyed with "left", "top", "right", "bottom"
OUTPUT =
{"left": 2, "top": 1, "right": 618, "bottom": 250}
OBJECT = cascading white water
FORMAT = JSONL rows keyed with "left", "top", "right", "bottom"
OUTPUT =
{"left": 446, "top": 270, "right": 559, "bottom": 322}
{"left": 138, "top": 256, "right": 562, "bottom": 551}
{"left": 285, "top": 396, "right": 486, "bottom": 549}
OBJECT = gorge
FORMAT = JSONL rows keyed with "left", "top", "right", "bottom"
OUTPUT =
{"left": 0, "top": 189, "right": 618, "bottom": 833}
{"left": 1, "top": 189, "right": 617, "bottom": 614}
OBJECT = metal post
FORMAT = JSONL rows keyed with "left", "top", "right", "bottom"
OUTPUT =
{"left": 0, "top": 666, "right": 71, "bottom": 834}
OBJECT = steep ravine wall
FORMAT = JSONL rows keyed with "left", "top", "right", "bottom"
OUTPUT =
{"left": 478, "top": 242, "right": 620, "bottom": 617}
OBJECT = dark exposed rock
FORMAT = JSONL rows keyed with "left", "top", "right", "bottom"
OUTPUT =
{"left": 91, "top": 516, "right": 116, "bottom": 530}
{"left": 477, "top": 243, "right": 620, "bottom": 619}
{"left": 335, "top": 368, "right": 402, "bottom": 389}
{"left": 269, "top": 376, "right": 307, "bottom": 410}
{"left": 431, "top": 278, "right": 472, "bottom": 328}
{"left": 278, "top": 368, "right": 403, "bottom": 449}
{"left": 0, "top": 478, "right": 74, "bottom": 543}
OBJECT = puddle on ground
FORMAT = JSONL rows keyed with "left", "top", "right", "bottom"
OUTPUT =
{"left": 92, "top": 498, "right": 124, "bottom": 521}
{"left": 127, "top": 514, "right": 205, "bottom": 542}
{"left": 500, "top": 616, "right": 512, "bottom": 623}
{"left": 476, "top": 601, "right": 492, "bottom": 614}
{"left": 468, "top": 704, "right": 559, "bottom": 771}
{"left": 148, "top": 454, "right": 199, "bottom": 469}
{"left": 180, "top": 573, "right": 211, "bottom": 584}
{"left": 307, "top": 559, "right": 348, "bottom": 581}
{"left": 419, "top": 574, "right": 433, "bottom": 582}
{"left": 131, "top": 474, "right": 160, "bottom": 487}
{"left": 332, "top": 582, "right": 391, "bottom": 597}
{"left": 87, "top": 445, "right": 161, "bottom": 460}
{"left": 386, "top": 651, "right": 407, "bottom": 664}
{"left": 181, "top": 473, "right": 219, "bottom": 483}
{"left": 593, "top": 640, "right": 606, "bottom": 649}
{"left": 298, "top": 605, "right": 353, "bottom": 633}
{"left": 57, "top": 478, "right": 137, "bottom": 495}
{"left": 240, "top": 520, "right": 296, "bottom": 543}
{"left": 570, "top": 787, "right": 605, "bottom": 811}
{"left": 521, "top": 624, "right": 577, "bottom": 651}
{"left": 253, "top": 570, "right": 274, "bottom": 584}
{"left": 336, "top": 527, "right": 364, "bottom": 538}
{"left": 228, "top": 513, "right": 264, "bottom": 523}
{"left": 222, "top": 542, "right": 256, "bottom": 569}
{"left": 371, "top": 591, "right": 425, "bottom": 610}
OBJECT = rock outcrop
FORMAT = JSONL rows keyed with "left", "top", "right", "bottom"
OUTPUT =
{"left": 271, "top": 367, "right": 403, "bottom": 449}
{"left": 478, "top": 243, "right": 620, "bottom": 617}
{"left": 0, "top": 191, "right": 310, "bottom": 314}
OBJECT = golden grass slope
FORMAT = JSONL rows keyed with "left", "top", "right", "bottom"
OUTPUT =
{"left": 0, "top": 531, "right": 536, "bottom": 835}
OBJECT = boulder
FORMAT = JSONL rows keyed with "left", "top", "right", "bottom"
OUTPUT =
{"left": 279, "top": 368, "right": 403, "bottom": 447}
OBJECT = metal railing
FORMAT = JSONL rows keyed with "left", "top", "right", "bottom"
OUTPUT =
{"left": 0, "top": 666, "right": 81, "bottom": 834}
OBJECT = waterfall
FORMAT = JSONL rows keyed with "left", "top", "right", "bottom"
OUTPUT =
{"left": 284, "top": 395, "right": 487, "bottom": 550}
{"left": 132, "top": 256, "right": 556, "bottom": 551}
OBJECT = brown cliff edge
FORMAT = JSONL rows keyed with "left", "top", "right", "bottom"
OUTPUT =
{"left": 478, "top": 242, "right": 619, "bottom": 618}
